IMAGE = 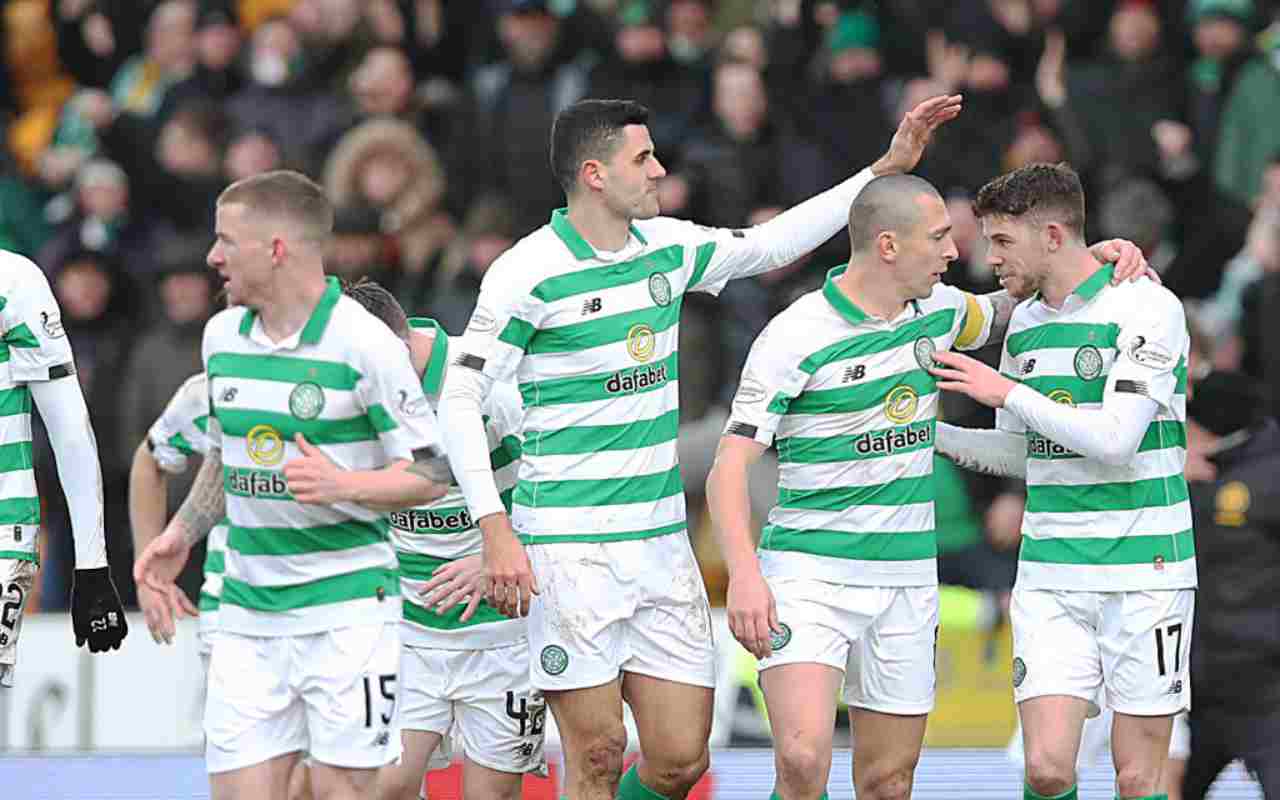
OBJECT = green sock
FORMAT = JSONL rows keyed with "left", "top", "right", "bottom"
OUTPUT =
{"left": 1024, "top": 784, "right": 1077, "bottom": 800}
{"left": 617, "top": 765, "right": 668, "bottom": 800}
{"left": 1115, "top": 795, "right": 1168, "bottom": 800}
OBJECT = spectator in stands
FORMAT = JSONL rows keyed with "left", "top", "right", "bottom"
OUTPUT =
{"left": 1187, "top": 0, "right": 1257, "bottom": 170}
{"left": 926, "top": 15, "right": 1029, "bottom": 191}
{"left": 76, "top": 95, "right": 228, "bottom": 233}
{"left": 52, "top": 1, "right": 196, "bottom": 162}
{"left": 39, "top": 159, "right": 167, "bottom": 285}
{"left": 159, "top": 0, "right": 246, "bottom": 119}
{"left": 53, "top": 0, "right": 161, "bottom": 91}
{"left": 790, "top": 10, "right": 894, "bottom": 184}
{"left": 1213, "top": 19, "right": 1280, "bottom": 204}
{"left": 665, "top": 0, "right": 717, "bottom": 68}
{"left": 449, "top": 0, "right": 590, "bottom": 234}
{"left": 1044, "top": 1, "right": 1172, "bottom": 180}
{"left": 1183, "top": 370, "right": 1280, "bottom": 799}
{"left": 670, "top": 60, "right": 803, "bottom": 228}
{"left": 323, "top": 117, "right": 453, "bottom": 312}
{"left": 587, "top": 1, "right": 707, "bottom": 156}
{"left": 325, "top": 204, "right": 395, "bottom": 286}
{"left": 428, "top": 194, "right": 519, "bottom": 335}
{"left": 222, "top": 126, "right": 282, "bottom": 182}
{"left": 225, "top": 17, "right": 354, "bottom": 175}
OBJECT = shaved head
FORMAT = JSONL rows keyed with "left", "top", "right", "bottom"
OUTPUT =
{"left": 848, "top": 174, "right": 942, "bottom": 255}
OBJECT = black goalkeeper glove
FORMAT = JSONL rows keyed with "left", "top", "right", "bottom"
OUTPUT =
{"left": 71, "top": 567, "right": 128, "bottom": 652}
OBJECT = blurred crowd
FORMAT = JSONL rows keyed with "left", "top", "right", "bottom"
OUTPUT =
{"left": 3, "top": 0, "right": 1280, "bottom": 612}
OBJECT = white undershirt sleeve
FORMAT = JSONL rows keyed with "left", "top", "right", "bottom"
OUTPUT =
{"left": 30, "top": 376, "right": 106, "bottom": 569}
{"left": 1004, "top": 384, "right": 1159, "bottom": 466}
{"left": 935, "top": 423, "right": 1027, "bottom": 478}
{"left": 747, "top": 168, "right": 876, "bottom": 268}
{"left": 439, "top": 364, "right": 506, "bottom": 521}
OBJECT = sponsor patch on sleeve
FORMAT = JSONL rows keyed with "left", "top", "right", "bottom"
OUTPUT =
{"left": 1127, "top": 335, "right": 1175, "bottom": 368}
{"left": 467, "top": 306, "right": 497, "bottom": 333}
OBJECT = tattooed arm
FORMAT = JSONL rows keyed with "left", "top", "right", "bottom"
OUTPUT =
{"left": 173, "top": 448, "right": 226, "bottom": 546}
{"left": 980, "top": 289, "right": 1018, "bottom": 344}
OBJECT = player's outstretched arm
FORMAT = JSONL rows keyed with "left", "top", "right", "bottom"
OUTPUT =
{"left": 936, "top": 422, "right": 1027, "bottom": 478}
{"left": 930, "top": 351, "right": 1160, "bottom": 465}
{"left": 29, "top": 375, "right": 128, "bottom": 652}
{"left": 707, "top": 434, "right": 781, "bottom": 660}
{"left": 439, "top": 356, "right": 536, "bottom": 620}
{"left": 132, "top": 449, "right": 222, "bottom": 635}
{"left": 129, "top": 441, "right": 180, "bottom": 643}
{"left": 686, "top": 95, "right": 963, "bottom": 293}
{"left": 283, "top": 434, "right": 449, "bottom": 511}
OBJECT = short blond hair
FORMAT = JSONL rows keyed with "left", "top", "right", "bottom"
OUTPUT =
{"left": 218, "top": 170, "right": 334, "bottom": 243}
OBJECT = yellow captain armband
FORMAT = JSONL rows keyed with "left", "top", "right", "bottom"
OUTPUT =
{"left": 955, "top": 292, "right": 987, "bottom": 349}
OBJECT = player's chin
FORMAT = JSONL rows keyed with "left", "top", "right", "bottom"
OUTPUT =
{"left": 635, "top": 196, "right": 661, "bottom": 219}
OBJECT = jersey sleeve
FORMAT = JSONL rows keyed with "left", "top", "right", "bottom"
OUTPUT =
{"left": 147, "top": 373, "right": 211, "bottom": 474}
{"left": 483, "top": 380, "right": 525, "bottom": 448}
{"left": 1106, "top": 287, "right": 1189, "bottom": 412}
{"left": 680, "top": 222, "right": 768, "bottom": 297}
{"left": 995, "top": 340, "right": 1027, "bottom": 435}
{"left": 722, "top": 321, "right": 812, "bottom": 448}
{"left": 1, "top": 257, "right": 76, "bottom": 383}
{"left": 353, "top": 326, "right": 443, "bottom": 463}
{"left": 450, "top": 255, "right": 546, "bottom": 384}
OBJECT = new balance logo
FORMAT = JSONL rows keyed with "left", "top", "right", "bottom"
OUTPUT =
{"left": 582, "top": 297, "right": 603, "bottom": 315}
{"left": 842, "top": 365, "right": 867, "bottom": 383}
{"left": 1168, "top": 680, "right": 1183, "bottom": 695}
{"left": 220, "top": 387, "right": 238, "bottom": 402}
{"left": 1021, "top": 358, "right": 1036, "bottom": 375}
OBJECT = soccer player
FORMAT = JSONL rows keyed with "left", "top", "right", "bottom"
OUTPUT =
{"left": 704, "top": 174, "right": 1001, "bottom": 800}
{"left": 437, "top": 93, "right": 962, "bottom": 800}
{"left": 129, "top": 371, "right": 223, "bottom": 649}
{"left": 0, "top": 248, "right": 127, "bottom": 688}
{"left": 275, "top": 284, "right": 543, "bottom": 800}
{"left": 929, "top": 163, "right": 1195, "bottom": 800}
{"left": 133, "top": 171, "right": 450, "bottom": 800}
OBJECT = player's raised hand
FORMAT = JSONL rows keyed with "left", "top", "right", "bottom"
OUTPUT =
{"left": 70, "top": 567, "right": 128, "bottom": 652}
{"left": 727, "top": 564, "right": 780, "bottom": 660}
{"left": 1090, "top": 239, "right": 1162, "bottom": 285}
{"left": 930, "top": 350, "right": 1019, "bottom": 409}
{"left": 419, "top": 553, "right": 488, "bottom": 622}
{"left": 872, "top": 93, "right": 963, "bottom": 176}
{"left": 285, "top": 434, "right": 346, "bottom": 505}
{"left": 479, "top": 514, "right": 537, "bottom": 618}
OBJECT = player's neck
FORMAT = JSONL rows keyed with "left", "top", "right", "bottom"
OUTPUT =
{"left": 1039, "top": 246, "right": 1099, "bottom": 309}
{"left": 257, "top": 266, "right": 328, "bottom": 343}
{"left": 839, "top": 262, "right": 909, "bottom": 320}
{"left": 565, "top": 199, "right": 632, "bottom": 253}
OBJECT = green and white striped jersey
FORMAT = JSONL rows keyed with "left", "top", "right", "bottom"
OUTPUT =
{"left": 145, "top": 371, "right": 227, "bottom": 637}
{"left": 453, "top": 210, "right": 811, "bottom": 545}
{"left": 203, "top": 277, "right": 441, "bottom": 636}
{"left": 392, "top": 318, "right": 524, "bottom": 649}
{"left": 725, "top": 267, "right": 996, "bottom": 586}
{"left": 997, "top": 266, "right": 1196, "bottom": 591}
{"left": 0, "top": 251, "right": 76, "bottom": 563}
